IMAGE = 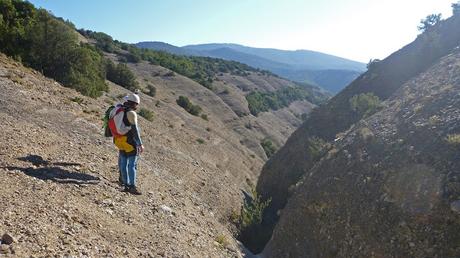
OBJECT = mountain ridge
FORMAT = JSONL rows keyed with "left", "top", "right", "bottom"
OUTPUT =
{"left": 136, "top": 41, "right": 367, "bottom": 93}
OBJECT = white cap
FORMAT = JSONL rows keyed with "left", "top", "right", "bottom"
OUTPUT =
{"left": 125, "top": 93, "right": 140, "bottom": 104}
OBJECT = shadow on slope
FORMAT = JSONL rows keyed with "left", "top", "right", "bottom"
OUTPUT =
{"left": 3, "top": 155, "right": 99, "bottom": 185}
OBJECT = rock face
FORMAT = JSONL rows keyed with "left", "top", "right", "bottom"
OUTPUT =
{"left": 262, "top": 47, "right": 460, "bottom": 257}
{"left": 253, "top": 14, "right": 460, "bottom": 254}
{"left": 257, "top": 14, "right": 460, "bottom": 216}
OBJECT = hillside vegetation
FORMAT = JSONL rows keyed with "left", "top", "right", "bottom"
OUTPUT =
{"left": 246, "top": 86, "right": 325, "bottom": 116}
{"left": 80, "top": 29, "right": 275, "bottom": 90}
{"left": 0, "top": 0, "right": 107, "bottom": 97}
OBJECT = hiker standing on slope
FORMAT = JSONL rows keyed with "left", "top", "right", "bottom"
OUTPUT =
{"left": 109, "top": 93, "right": 144, "bottom": 195}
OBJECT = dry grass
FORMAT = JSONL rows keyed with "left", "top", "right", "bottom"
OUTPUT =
{"left": 215, "top": 234, "right": 229, "bottom": 248}
{"left": 446, "top": 134, "right": 460, "bottom": 145}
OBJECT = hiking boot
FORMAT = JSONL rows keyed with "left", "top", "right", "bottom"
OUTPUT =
{"left": 122, "top": 186, "right": 130, "bottom": 192}
{"left": 128, "top": 186, "right": 142, "bottom": 195}
{"left": 118, "top": 175, "right": 124, "bottom": 186}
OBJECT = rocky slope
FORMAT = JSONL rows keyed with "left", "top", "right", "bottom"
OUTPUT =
{"left": 0, "top": 5, "right": 330, "bottom": 254}
{"left": 0, "top": 52, "right": 262, "bottom": 257}
{"left": 254, "top": 12, "right": 460, "bottom": 257}
{"left": 263, "top": 47, "right": 460, "bottom": 258}
{"left": 257, "top": 12, "right": 460, "bottom": 232}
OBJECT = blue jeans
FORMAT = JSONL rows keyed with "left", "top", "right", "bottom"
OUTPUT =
{"left": 119, "top": 152, "right": 138, "bottom": 187}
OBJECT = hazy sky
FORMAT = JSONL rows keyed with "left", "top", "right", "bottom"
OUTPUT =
{"left": 29, "top": 0, "right": 454, "bottom": 62}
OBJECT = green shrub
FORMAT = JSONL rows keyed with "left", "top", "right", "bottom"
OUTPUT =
{"left": 138, "top": 108, "right": 154, "bottom": 122}
{"left": 188, "top": 105, "right": 202, "bottom": 116}
{"left": 236, "top": 186, "right": 272, "bottom": 253}
{"left": 239, "top": 186, "right": 271, "bottom": 231}
{"left": 418, "top": 13, "right": 442, "bottom": 32}
{"left": 176, "top": 95, "right": 192, "bottom": 110}
{"left": 78, "top": 30, "right": 115, "bottom": 53}
{"left": 145, "top": 84, "right": 156, "bottom": 97}
{"left": 349, "top": 92, "right": 382, "bottom": 117}
{"left": 453, "top": 2, "right": 460, "bottom": 16}
{"left": 105, "top": 60, "right": 139, "bottom": 91}
{"left": 200, "top": 114, "right": 208, "bottom": 121}
{"left": 367, "top": 59, "right": 381, "bottom": 70}
{"left": 307, "top": 137, "right": 329, "bottom": 160}
{"left": 446, "top": 134, "right": 460, "bottom": 145}
{"left": 261, "top": 139, "right": 277, "bottom": 158}
{"left": 196, "top": 138, "right": 205, "bottom": 144}
{"left": 176, "top": 96, "right": 202, "bottom": 116}
{"left": 215, "top": 234, "right": 229, "bottom": 248}
{"left": 230, "top": 209, "right": 240, "bottom": 224}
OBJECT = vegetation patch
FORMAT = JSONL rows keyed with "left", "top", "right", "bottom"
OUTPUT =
{"left": 261, "top": 139, "right": 277, "bottom": 158}
{"left": 307, "top": 137, "right": 329, "bottom": 160}
{"left": 138, "top": 108, "right": 154, "bottom": 122}
{"left": 349, "top": 92, "right": 382, "bottom": 117}
{"left": 0, "top": 1, "right": 107, "bottom": 97}
{"left": 176, "top": 96, "right": 203, "bottom": 116}
{"left": 215, "top": 234, "right": 229, "bottom": 248}
{"left": 446, "top": 134, "right": 460, "bottom": 145}
{"left": 143, "top": 84, "right": 157, "bottom": 97}
{"left": 106, "top": 60, "right": 139, "bottom": 91}
{"left": 237, "top": 186, "right": 272, "bottom": 254}
{"left": 200, "top": 114, "right": 209, "bottom": 121}
{"left": 246, "top": 86, "right": 321, "bottom": 116}
{"left": 81, "top": 29, "right": 273, "bottom": 90}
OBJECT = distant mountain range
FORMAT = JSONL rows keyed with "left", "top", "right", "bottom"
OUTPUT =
{"left": 135, "top": 42, "right": 367, "bottom": 93}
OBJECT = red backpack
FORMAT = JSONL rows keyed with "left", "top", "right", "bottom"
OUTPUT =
{"left": 105, "top": 105, "right": 132, "bottom": 137}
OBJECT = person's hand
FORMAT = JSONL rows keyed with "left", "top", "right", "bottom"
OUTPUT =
{"left": 137, "top": 145, "right": 144, "bottom": 154}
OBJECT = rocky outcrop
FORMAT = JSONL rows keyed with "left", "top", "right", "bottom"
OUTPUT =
{"left": 255, "top": 14, "right": 460, "bottom": 249}
{"left": 263, "top": 50, "right": 460, "bottom": 257}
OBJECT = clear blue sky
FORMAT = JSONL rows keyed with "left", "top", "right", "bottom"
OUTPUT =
{"left": 29, "top": 0, "right": 454, "bottom": 62}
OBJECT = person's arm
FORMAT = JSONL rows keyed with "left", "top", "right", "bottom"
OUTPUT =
{"left": 127, "top": 111, "right": 143, "bottom": 148}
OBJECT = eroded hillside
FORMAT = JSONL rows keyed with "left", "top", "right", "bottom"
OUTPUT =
{"left": 0, "top": 53, "right": 261, "bottom": 257}
{"left": 264, "top": 47, "right": 460, "bottom": 258}
{"left": 118, "top": 55, "right": 322, "bottom": 159}
{"left": 254, "top": 15, "right": 460, "bottom": 252}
